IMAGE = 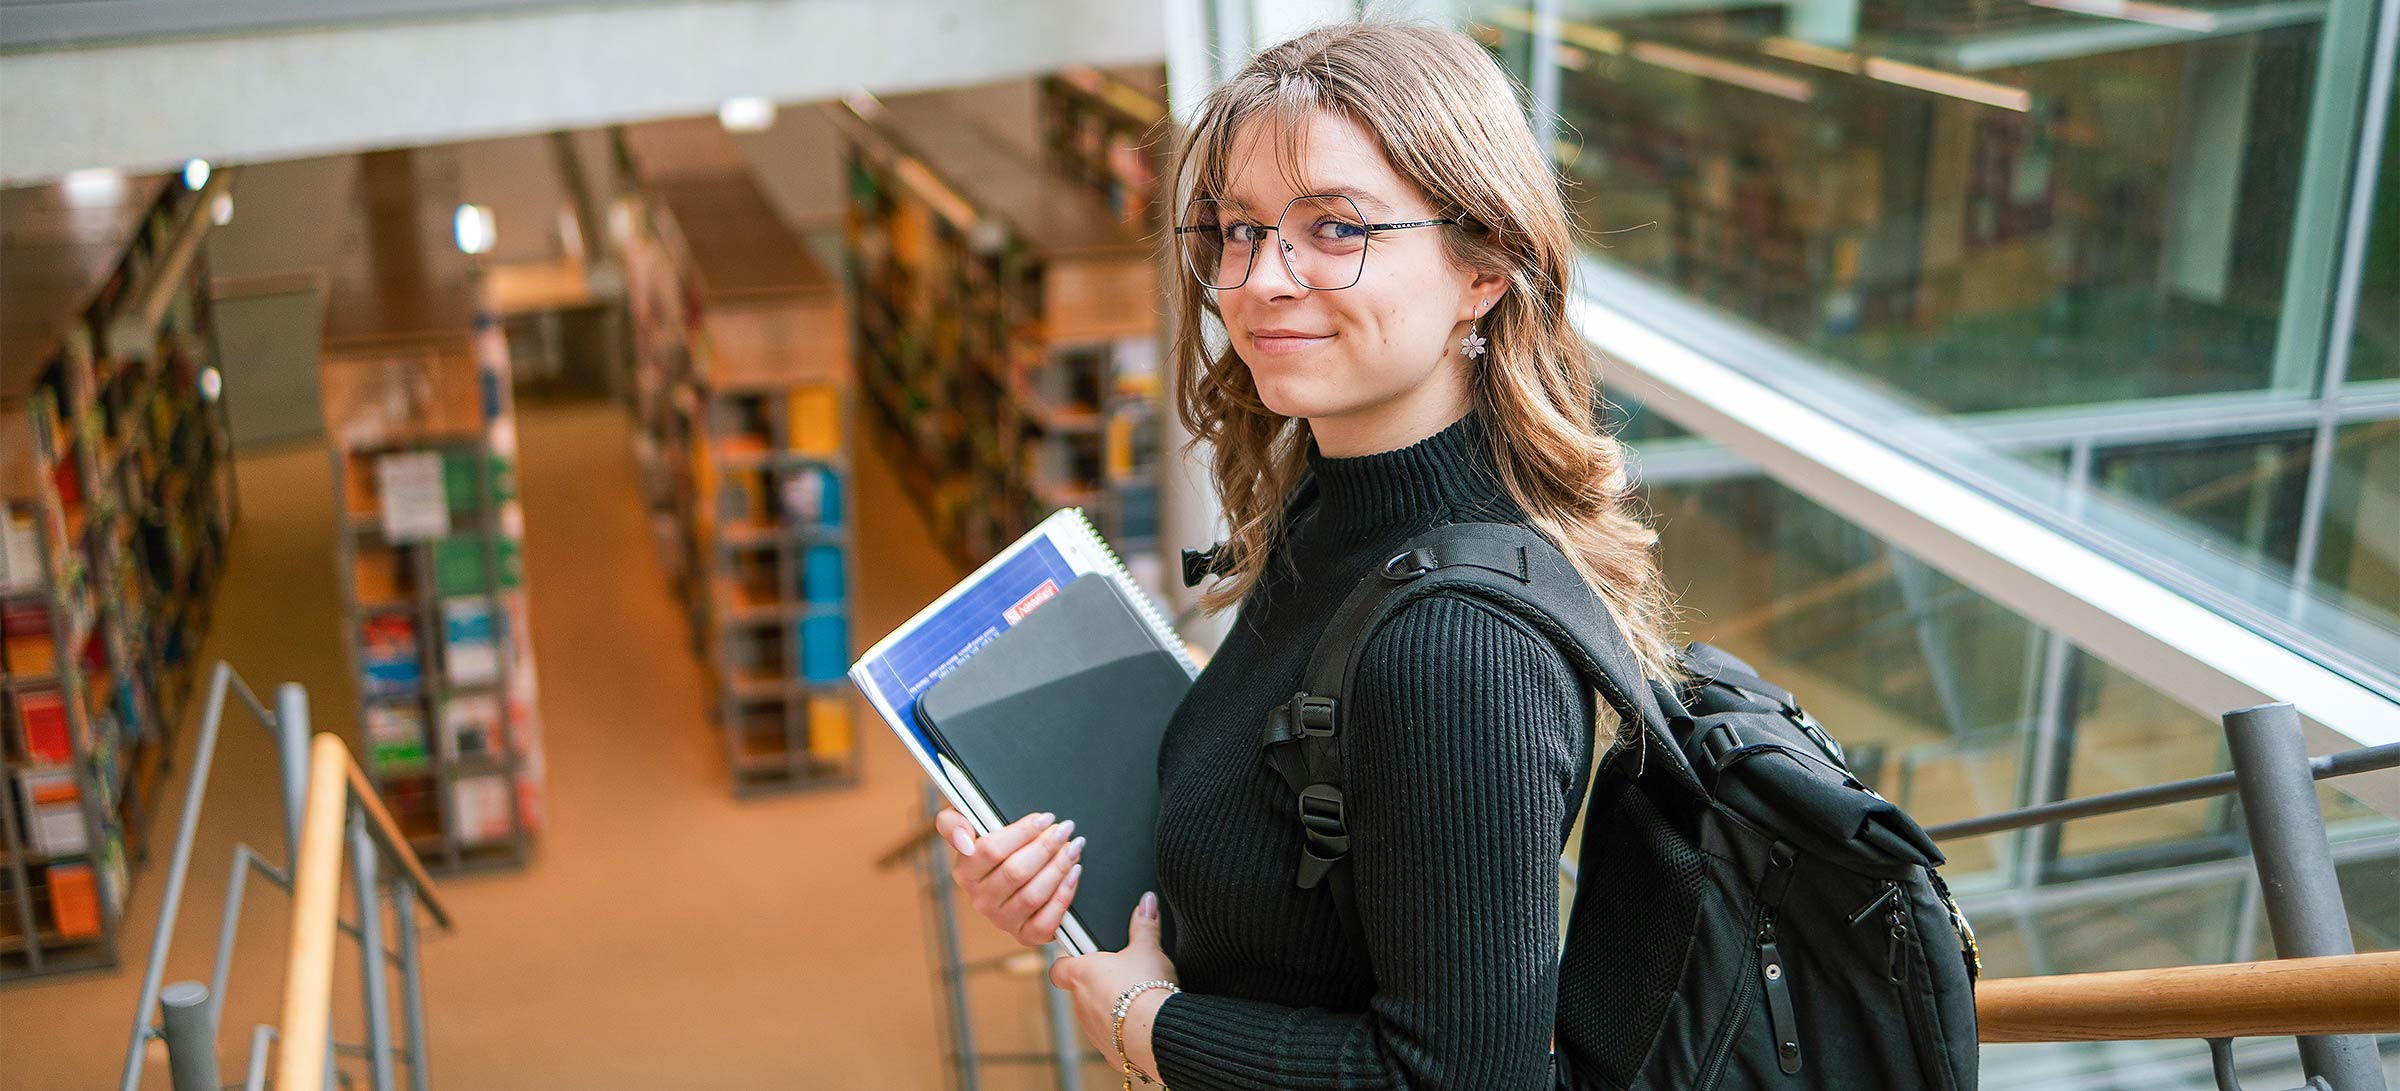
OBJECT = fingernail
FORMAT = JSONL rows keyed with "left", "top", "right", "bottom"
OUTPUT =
{"left": 1066, "top": 863, "right": 1083, "bottom": 886}
{"left": 1140, "top": 891, "right": 1158, "bottom": 919}
{"left": 1065, "top": 835, "right": 1086, "bottom": 861}
{"left": 1031, "top": 812, "right": 1055, "bottom": 831}
{"left": 1049, "top": 819, "right": 1076, "bottom": 844}
{"left": 950, "top": 828, "right": 976, "bottom": 857}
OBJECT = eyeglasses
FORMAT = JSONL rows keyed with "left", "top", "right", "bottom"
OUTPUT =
{"left": 1175, "top": 194, "right": 1455, "bottom": 291}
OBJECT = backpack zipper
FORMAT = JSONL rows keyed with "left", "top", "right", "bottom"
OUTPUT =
{"left": 1927, "top": 869, "right": 1982, "bottom": 984}
{"left": 1882, "top": 881, "right": 1954, "bottom": 1091}
{"left": 1694, "top": 907, "right": 1765, "bottom": 1090}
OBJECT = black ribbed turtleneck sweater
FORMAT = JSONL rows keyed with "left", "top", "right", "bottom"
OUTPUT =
{"left": 1150, "top": 410, "right": 1595, "bottom": 1090}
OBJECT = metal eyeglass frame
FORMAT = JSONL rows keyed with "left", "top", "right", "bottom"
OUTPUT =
{"left": 1174, "top": 193, "right": 1456, "bottom": 291}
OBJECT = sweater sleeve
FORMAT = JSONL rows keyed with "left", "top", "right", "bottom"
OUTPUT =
{"left": 1150, "top": 593, "right": 1591, "bottom": 1090}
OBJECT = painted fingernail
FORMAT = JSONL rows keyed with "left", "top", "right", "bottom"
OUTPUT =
{"left": 950, "top": 827, "right": 976, "bottom": 857}
{"left": 1049, "top": 819, "right": 1076, "bottom": 844}
{"left": 1030, "top": 812, "right": 1055, "bottom": 831}
{"left": 1066, "top": 863, "right": 1083, "bottom": 886}
{"left": 1139, "top": 891, "right": 1158, "bottom": 919}
{"left": 1064, "top": 836, "right": 1086, "bottom": 861}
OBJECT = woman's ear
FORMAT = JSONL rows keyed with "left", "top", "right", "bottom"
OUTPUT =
{"left": 1459, "top": 270, "right": 1511, "bottom": 322}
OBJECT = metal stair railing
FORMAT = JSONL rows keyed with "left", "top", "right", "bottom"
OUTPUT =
{"left": 1927, "top": 702, "right": 2400, "bottom": 1091}
{"left": 116, "top": 661, "right": 451, "bottom": 1091}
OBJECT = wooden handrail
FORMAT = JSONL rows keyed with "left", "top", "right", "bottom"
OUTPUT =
{"left": 343, "top": 752, "right": 451, "bottom": 927}
{"left": 1977, "top": 951, "right": 2400, "bottom": 1043}
{"left": 275, "top": 734, "right": 452, "bottom": 1090}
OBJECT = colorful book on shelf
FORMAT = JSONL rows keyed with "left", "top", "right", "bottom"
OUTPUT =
{"left": 19, "top": 769, "right": 87, "bottom": 856}
{"left": 789, "top": 387, "right": 842, "bottom": 456}
{"left": 4, "top": 635, "right": 57, "bottom": 678}
{"left": 799, "top": 614, "right": 849, "bottom": 684}
{"left": 442, "top": 449, "right": 512, "bottom": 508}
{"left": 801, "top": 545, "right": 845, "bottom": 604}
{"left": 450, "top": 775, "right": 514, "bottom": 844}
{"left": 364, "top": 704, "right": 428, "bottom": 768}
{"left": 360, "top": 616, "right": 422, "bottom": 694}
{"left": 16, "top": 690, "right": 72, "bottom": 765}
{"left": 848, "top": 508, "right": 1193, "bottom": 955}
{"left": 779, "top": 466, "right": 842, "bottom": 529}
{"left": 441, "top": 598, "right": 500, "bottom": 686}
{"left": 440, "top": 694, "right": 501, "bottom": 760}
{"left": 353, "top": 552, "right": 408, "bottom": 605}
{"left": 806, "top": 694, "right": 851, "bottom": 762}
{"left": 434, "top": 536, "right": 522, "bottom": 596}
{"left": 47, "top": 863, "right": 101, "bottom": 939}
{"left": 2, "top": 513, "right": 42, "bottom": 591}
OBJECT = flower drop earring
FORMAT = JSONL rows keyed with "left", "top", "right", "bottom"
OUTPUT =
{"left": 1460, "top": 299, "right": 1490, "bottom": 359}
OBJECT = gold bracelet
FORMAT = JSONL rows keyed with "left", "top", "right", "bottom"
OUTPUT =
{"left": 1111, "top": 979, "right": 1179, "bottom": 1090}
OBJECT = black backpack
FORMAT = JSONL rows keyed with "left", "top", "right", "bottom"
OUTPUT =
{"left": 1194, "top": 521, "right": 1981, "bottom": 1090}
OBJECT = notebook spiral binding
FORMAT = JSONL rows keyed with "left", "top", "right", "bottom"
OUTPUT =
{"left": 1068, "top": 507, "right": 1200, "bottom": 678}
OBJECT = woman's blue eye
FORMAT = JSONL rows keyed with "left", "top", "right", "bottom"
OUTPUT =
{"left": 1225, "top": 223, "right": 1264, "bottom": 244}
{"left": 1315, "top": 220, "right": 1367, "bottom": 241}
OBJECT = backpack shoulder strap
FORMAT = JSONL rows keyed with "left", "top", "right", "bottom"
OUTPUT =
{"left": 1258, "top": 522, "right": 1707, "bottom": 960}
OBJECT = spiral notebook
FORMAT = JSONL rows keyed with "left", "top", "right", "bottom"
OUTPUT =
{"left": 850, "top": 509, "right": 1196, "bottom": 955}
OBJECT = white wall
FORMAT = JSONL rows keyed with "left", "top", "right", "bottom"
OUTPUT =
{"left": 0, "top": 0, "right": 1166, "bottom": 184}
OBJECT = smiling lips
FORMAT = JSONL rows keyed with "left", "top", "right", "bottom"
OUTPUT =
{"left": 1250, "top": 328, "right": 1334, "bottom": 355}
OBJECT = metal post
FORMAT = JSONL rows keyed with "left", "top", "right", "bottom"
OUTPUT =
{"left": 393, "top": 875, "right": 432, "bottom": 1091}
{"left": 2222, "top": 703, "right": 2386, "bottom": 1091}
{"left": 349, "top": 810, "right": 399, "bottom": 1091}
{"left": 120, "top": 663, "right": 237, "bottom": 1091}
{"left": 159, "top": 981, "right": 220, "bottom": 1091}
{"left": 923, "top": 789, "right": 981, "bottom": 1091}
{"left": 1043, "top": 941, "right": 1087, "bottom": 1091}
{"left": 244, "top": 1025, "right": 278, "bottom": 1091}
{"left": 276, "top": 682, "right": 311, "bottom": 863}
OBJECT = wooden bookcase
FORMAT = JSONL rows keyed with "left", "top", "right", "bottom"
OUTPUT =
{"left": 0, "top": 167, "right": 240, "bottom": 980}
{"left": 833, "top": 76, "right": 1171, "bottom": 594}
{"left": 1040, "top": 67, "right": 1170, "bottom": 228}
{"left": 322, "top": 149, "right": 546, "bottom": 872}
{"left": 614, "top": 121, "right": 863, "bottom": 795}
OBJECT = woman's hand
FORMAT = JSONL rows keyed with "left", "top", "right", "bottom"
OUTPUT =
{"left": 1051, "top": 894, "right": 1178, "bottom": 1083}
{"left": 935, "top": 808, "right": 1086, "bottom": 947}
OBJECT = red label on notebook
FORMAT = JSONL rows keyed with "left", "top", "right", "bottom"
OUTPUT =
{"left": 1004, "top": 580, "right": 1061, "bottom": 624}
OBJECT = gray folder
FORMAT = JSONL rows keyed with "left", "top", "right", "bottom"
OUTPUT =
{"left": 916, "top": 573, "right": 1187, "bottom": 953}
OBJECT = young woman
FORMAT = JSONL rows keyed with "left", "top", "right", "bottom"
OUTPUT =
{"left": 933, "top": 21, "right": 1684, "bottom": 1089}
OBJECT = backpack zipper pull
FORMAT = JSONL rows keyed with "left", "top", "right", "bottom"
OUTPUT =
{"left": 1846, "top": 881, "right": 1901, "bottom": 928}
{"left": 1757, "top": 914, "right": 1802, "bottom": 1075}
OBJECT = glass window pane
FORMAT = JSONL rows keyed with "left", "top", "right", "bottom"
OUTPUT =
{"left": 1650, "top": 467, "right": 2043, "bottom": 878}
{"left": 2053, "top": 653, "right": 2235, "bottom": 868}
{"left": 2316, "top": 419, "right": 2400, "bottom": 632}
{"left": 2349, "top": 94, "right": 2397, "bottom": 384}
{"left": 2091, "top": 431, "right": 2313, "bottom": 585}
{"left": 1470, "top": 0, "right": 2400, "bottom": 691}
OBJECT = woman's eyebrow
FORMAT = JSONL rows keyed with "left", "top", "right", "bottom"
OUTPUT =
{"left": 1306, "top": 185, "right": 1397, "bottom": 216}
{"left": 1221, "top": 185, "right": 1399, "bottom": 217}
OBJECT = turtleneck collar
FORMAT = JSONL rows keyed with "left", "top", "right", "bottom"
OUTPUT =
{"left": 1301, "top": 409, "right": 1516, "bottom": 539}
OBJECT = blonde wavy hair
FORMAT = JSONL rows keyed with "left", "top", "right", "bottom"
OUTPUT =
{"left": 1171, "top": 21, "right": 1685, "bottom": 685}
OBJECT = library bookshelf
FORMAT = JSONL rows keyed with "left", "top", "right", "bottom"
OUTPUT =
{"left": 615, "top": 121, "right": 862, "bottom": 795}
{"left": 321, "top": 149, "right": 546, "bottom": 872}
{"left": 832, "top": 74, "right": 1172, "bottom": 597}
{"left": 0, "top": 167, "right": 240, "bottom": 980}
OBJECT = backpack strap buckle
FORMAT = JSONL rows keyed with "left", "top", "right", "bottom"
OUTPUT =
{"left": 1295, "top": 783, "right": 1349, "bottom": 889}
{"left": 1265, "top": 692, "right": 1339, "bottom": 746}
{"left": 1293, "top": 694, "right": 1337, "bottom": 737}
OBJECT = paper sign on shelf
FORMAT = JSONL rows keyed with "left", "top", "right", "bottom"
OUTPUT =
{"left": 376, "top": 451, "right": 451, "bottom": 542}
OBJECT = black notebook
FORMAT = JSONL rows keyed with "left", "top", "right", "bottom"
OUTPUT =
{"left": 915, "top": 573, "right": 1189, "bottom": 954}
